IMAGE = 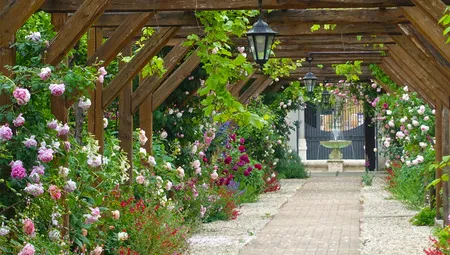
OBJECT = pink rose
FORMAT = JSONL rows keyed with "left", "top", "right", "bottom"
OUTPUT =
{"left": 92, "top": 246, "right": 103, "bottom": 255}
{"left": 64, "top": 141, "right": 71, "bottom": 152}
{"left": 136, "top": 175, "right": 145, "bottom": 184}
{"left": 24, "top": 183, "right": 44, "bottom": 196}
{"left": 23, "top": 136, "right": 37, "bottom": 148}
{"left": 49, "top": 83, "right": 65, "bottom": 96}
{"left": 0, "top": 124, "right": 13, "bottom": 141}
{"left": 39, "top": 67, "right": 52, "bottom": 80}
{"left": 18, "top": 243, "right": 35, "bottom": 255}
{"left": 23, "top": 219, "right": 35, "bottom": 236}
{"left": 47, "top": 119, "right": 58, "bottom": 129}
{"left": 31, "top": 165, "right": 45, "bottom": 176}
{"left": 13, "top": 88, "right": 31, "bottom": 105}
{"left": 10, "top": 160, "right": 27, "bottom": 179}
{"left": 48, "top": 185, "right": 61, "bottom": 200}
{"left": 13, "top": 113, "right": 25, "bottom": 127}
{"left": 56, "top": 123, "right": 70, "bottom": 136}
{"left": 38, "top": 147, "right": 54, "bottom": 163}
{"left": 97, "top": 75, "right": 104, "bottom": 83}
{"left": 99, "top": 67, "right": 107, "bottom": 76}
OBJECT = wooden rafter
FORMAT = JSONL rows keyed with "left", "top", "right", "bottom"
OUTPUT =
{"left": 410, "top": 0, "right": 447, "bottom": 22}
{"left": 44, "top": 0, "right": 110, "bottom": 65}
{"left": 229, "top": 72, "right": 255, "bottom": 98}
{"left": 87, "top": 12, "right": 154, "bottom": 66}
{"left": 275, "top": 44, "right": 388, "bottom": 52}
{"left": 102, "top": 27, "right": 179, "bottom": 108}
{"left": 151, "top": 53, "right": 201, "bottom": 111}
{"left": 93, "top": 9, "right": 407, "bottom": 27}
{"left": 238, "top": 75, "right": 267, "bottom": 104}
{"left": 42, "top": 0, "right": 450, "bottom": 12}
{"left": 401, "top": 6, "right": 450, "bottom": 63}
{"left": 0, "top": 0, "right": 46, "bottom": 46}
{"left": 131, "top": 41, "right": 192, "bottom": 114}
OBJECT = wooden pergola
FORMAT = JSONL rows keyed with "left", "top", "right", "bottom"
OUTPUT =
{"left": 1, "top": 0, "right": 450, "bottom": 221}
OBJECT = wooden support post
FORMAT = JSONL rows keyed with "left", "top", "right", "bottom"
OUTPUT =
{"left": 0, "top": 0, "right": 46, "bottom": 46}
{"left": 229, "top": 72, "right": 255, "bottom": 97}
{"left": 45, "top": 0, "right": 110, "bottom": 66}
{"left": 139, "top": 84, "right": 153, "bottom": 153}
{"left": 152, "top": 53, "right": 201, "bottom": 111}
{"left": 238, "top": 75, "right": 267, "bottom": 104}
{"left": 87, "top": 27, "right": 105, "bottom": 153}
{"left": 131, "top": 41, "right": 192, "bottom": 113}
{"left": 401, "top": 6, "right": 450, "bottom": 63}
{"left": 86, "top": 12, "right": 154, "bottom": 66}
{"left": 436, "top": 103, "right": 443, "bottom": 220}
{"left": 443, "top": 107, "right": 450, "bottom": 225}
{"left": 103, "top": 27, "right": 179, "bottom": 108}
{"left": 119, "top": 43, "right": 134, "bottom": 184}
{"left": 0, "top": 0, "right": 14, "bottom": 108}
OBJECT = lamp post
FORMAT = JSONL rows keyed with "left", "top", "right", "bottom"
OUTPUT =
{"left": 246, "top": 0, "right": 278, "bottom": 69}
{"left": 303, "top": 56, "right": 318, "bottom": 95}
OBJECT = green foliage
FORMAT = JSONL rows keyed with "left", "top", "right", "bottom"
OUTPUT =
{"left": 440, "top": 6, "right": 450, "bottom": 44}
{"left": 410, "top": 207, "right": 436, "bottom": 226}
{"left": 263, "top": 57, "right": 302, "bottom": 79}
{"left": 310, "top": 24, "right": 337, "bottom": 32}
{"left": 276, "top": 153, "right": 307, "bottom": 179}
{"left": 333, "top": 61, "right": 363, "bottom": 82}
{"left": 362, "top": 170, "right": 374, "bottom": 186}
{"left": 369, "top": 64, "right": 399, "bottom": 92}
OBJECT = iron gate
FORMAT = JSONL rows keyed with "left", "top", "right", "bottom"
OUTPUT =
{"left": 305, "top": 103, "right": 365, "bottom": 160}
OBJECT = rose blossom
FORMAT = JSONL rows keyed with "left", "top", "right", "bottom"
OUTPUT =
{"left": 0, "top": 124, "right": 13, "bottom": 141}
{"left": 10, "top": 160, "right": 27, "bottom": 179}
{"left": 147, "top": 156, "right": 157, "bottom": 166}
{"left": 25, "top": 31, "right": 41, "bottom": 41}
{"left": 165, "top": 181, "right": 173, "bottom": 191}
{"left": 417, "top": 105, "right": 426, "bottom": 115}
{"left": 192, "top": 160, "right": 201, "bottom": 169}
{"left": 13, "top": 88, "right": 31, "bottom": 105}
{"left": 87, "top": 155, "right": 102, "bottom": 167}
{"left": 47, "top": 119, "right": 58, "bottom": 129}
{"left": 24, "top": 183, "right": 44, "bottom": 196}
{"left": 59, "top": 166, "right": 70, "bottom": 177}
{"left": 412, "top": 120, "right": 419, "bottom": 127}
{"left": 136, "top": 175, "right": 145, "bottom": 184}
{"left": 420, "top": 125, "right": 430, "bottom": 132}
{"left": 91, "top": 246, "right": 103, "bottom": 255}
{"left": 177, "top": 167, "right": 185, "bottom": 178}
{"left": 118, "top": 231, "right": 129, "bottom": 241}
{"left": 111, "top": 210, "right": 120, "bottom": 220}
{"left": 200, "top": 205, "right": 207, "bottom": 218}
{"left": 48, "top": 185, "right": 61, "bottom": 200}
{"left": 23, "top": 219, "right": 35, "bottom": 236}
{"left": 48, "top": 229, "right": 60, "bottom": 242}
{"left": 78, "top": 97, "right": 91, "bottom": 110}
{"left": 13, "top": 113, "right": 25, "bottom": 127}
{"left": 31, "top": 165, "right": 45, "bottom": 176}
{"left": 139, "top": 129, "right": 148, "bottom": 145}
{"left": 64, "top": 180, "right": 77, "bottom": 192}
{"left": 103, "top": 118, "right": 108, "bottom": 128}
{"left": 419, "top": 142, "right": 427, "bottom": 148}
{"left": 38, "top": 147, "right": 54, "bottom": 163}
{"left": 56, "top": 123, "right": 70, "bottom": 136}
{"left": 211, "top": 170, "right": 218, "bottom": 180}
{"left": 49, "top": 83, "right": 65, "bottom": 96}
{"left": 23, "top": 136, "right": 37, "bottom": 148}
{"left": 160, "top": 131, "right": 168, "bottom": 139}
{"left": 18, "top": 243, "right": 35, "bottom": 255}
{"left": 39, "top": 67, "right": 52, "bottom": 80}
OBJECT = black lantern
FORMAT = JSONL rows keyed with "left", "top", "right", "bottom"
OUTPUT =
{"left": 322, "top": 89, "right": 331, "bottom": 106}
{"left": 247, "top": 0, "right": 278, "bottom": 69}
{"left": 303, "top": 56, "right": 317, "bottom": 94}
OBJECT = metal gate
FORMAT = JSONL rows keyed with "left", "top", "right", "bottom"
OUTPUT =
{"left": 305, "top": 102, "right": 365, "bottom": 160}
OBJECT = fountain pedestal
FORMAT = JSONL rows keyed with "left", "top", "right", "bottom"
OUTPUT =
{"left": 320, "top": 140, "right": 352, "bottom": 172}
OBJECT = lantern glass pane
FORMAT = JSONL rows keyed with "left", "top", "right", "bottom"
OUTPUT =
{"left": 247, "top": 35, "right": 257, "bottom": 60}
{"left": 255, "top": 35, "right": 267, "bottom": 60}
{"left": 265, "top": 35, "right": 275, "bottom": 60}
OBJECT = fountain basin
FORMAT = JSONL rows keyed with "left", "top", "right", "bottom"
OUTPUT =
{"left": 320, "top": 140, "right": 352, "bottom": 160}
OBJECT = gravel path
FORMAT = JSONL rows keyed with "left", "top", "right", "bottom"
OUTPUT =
{"left": 361, "top": 175, "right": 433, "bottom": 255}
{"left": 187, "top": 179, "right": 306, "bottom": 255}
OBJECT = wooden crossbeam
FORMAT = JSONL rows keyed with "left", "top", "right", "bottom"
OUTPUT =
{"left": 234, "top": 35, "right": 396, "bottom": 46}
{"left": 0, "top": 0, "right": 46, "bottom": 46}
{"left": 87, "top": 12, "right": 153, "bottom": 65}
{"left": 289, "top": 66, "right": 373, "bottom": 76}
{"left": 401, "top": 6, "right": 450, "bottom": 63}
{"left": 229, "top": 72, "right": 255, "bottom": 97}
{"left": 102, "top": 27, "right": 179, "bottom": 108}
{"left": 387, "top": 45, "right": 450, "bottom": 108}
{"left": 41, "top": 0, "right": 431, "bottom": 12}
{"left": 94, "top": 9, "right": 407, "bottom": 27}
{"left": 275, "top": 44, "right": 388, "bottom": 52}
{"left": 239, "top": 75, "right": 267, "bottom": 104}
{"left": 410, "top": 0, "right": 447, "bottom": 22}
{"left": 131, "top": 41, "right": 192, "bottom": 113}
{"left": 44, "top": 0, "right": 110, "bottom": 65}
{"left": 151, "top": 53, "right": 201, "bottom": 111}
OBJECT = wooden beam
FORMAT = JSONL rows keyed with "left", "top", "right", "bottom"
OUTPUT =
{"left": 382, "top": 57, "right": 435, "bottom": 106}
{"left": 44, "top": 0, "right": 110, "bottom": 65}
{"left": 387, "top": 44, "right": 449, "bottom": 108}
{"left": 42, "top": 0, "right": 429, "bottom": 12}
{"left": 410, "top": 0, "right": 447, "bottom": 22}
{"left": 152, "top": 53, "right": 201, "bottom": 111}
{"left": 443, "top": 107, "right": 450, "bottom": 225}
{"left": 239, "top": 75, "right": 267, "bottom": 103}
{"left": 118, "top": 43, "right": 133, "bottom": 184}
{"left": 401, "top": 6, "right": 450, "bottom": 63}
{"left": 234, "top": 35, "right": 396, "bottom": 46}
{"left": 131, "top": 41, "right": 192, "bottom": 114}
{"left": 275, "top": 44, "right": 388, "bottom": 52}
{"left": 0, "top": 0, "right": 14, "bottom": 108}
{"left": 87, "top": 12, "right": 153, "bottom": 66}
{"left": 94, "top": 9, "right": 407, "bottom": 27}
{"left": 87, "top": 27, "right": 105, "bottom": 153}
{"left": 139, "top": 77, "right": 153, "bottom": 152}
{"left": 102, "top": 27, "right": 179, "bottom": 108}
{"left": 229, "top": 72, "right": 255, "bottom": 98}
{"left": 391, "top": 35, "right": 450, "bottom": 89}
{"left": 250, "top": 78, "right": 274, "bottom": 101}
{"left": 0, "top": 0, "right": 46, "bottom": 46}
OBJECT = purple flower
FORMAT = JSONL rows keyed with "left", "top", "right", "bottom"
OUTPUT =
{"left": 13, "top": 113, "right": 25, "bottom": 127}
{"left": 10, "top": 160, "right": 27, "bottom": 179}
{"left": 13, "top": 88, "right": 31, "bottom": 105}
{"left": 0, "top": 124, "right": 13, "bottom": 141}
{"left": 49, "top": 83, "right": 65, "bottom": 96}
{"left": 38, "top": 147, "right": 54, "bottom": 163}
{"left": 23, "top": 136, "right": 37, "bottom": 148}
{"left": 39, "top": 67, "right": 52, "bottom": 80}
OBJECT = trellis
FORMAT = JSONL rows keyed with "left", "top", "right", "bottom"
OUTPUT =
{"left": 1, "top": 0, "right": 450, "bottom": 222}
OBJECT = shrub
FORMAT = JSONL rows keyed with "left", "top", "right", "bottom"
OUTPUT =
{"left": 276, "top": 152, "right": 307, "bottom": 179}
{"left": 411, "top": 207, "right": 436, "bottom": 226}
{"left": 362, "top": 170, "right": 374, "bottom": 186}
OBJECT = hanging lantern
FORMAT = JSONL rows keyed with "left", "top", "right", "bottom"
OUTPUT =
{"left": 303, "top": 56, "right": 317, "bottom": 93}
{"left": 247, "top": 0, "right": 278, "bottom": 69}
{"left": 322, "top": 89, "right": 331, "bottom": 106}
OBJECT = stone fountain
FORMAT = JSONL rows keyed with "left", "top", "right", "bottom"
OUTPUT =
{"left": 320, "top": 129, "right": 352, "bottom": 172}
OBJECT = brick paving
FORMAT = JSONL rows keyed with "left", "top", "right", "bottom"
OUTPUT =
{"left": 239, "top": 176, "right": 361, "bottom": 255}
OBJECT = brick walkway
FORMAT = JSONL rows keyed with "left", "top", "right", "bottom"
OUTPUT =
{"left": 239, "top": 176, "right": 361, "bottom": 255}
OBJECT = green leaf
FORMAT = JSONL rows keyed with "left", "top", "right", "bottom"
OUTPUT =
{"left": 357, "top": 35, "right": 363, "bottom": 41}
{"left": 427, "top": 178, "right": 441, "bottom": 189}
{"left": 442, "top": 174, "right": 449, "bottom": 182}
{"left": 310, "top": 24, "right": 321, "bottom": 32}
